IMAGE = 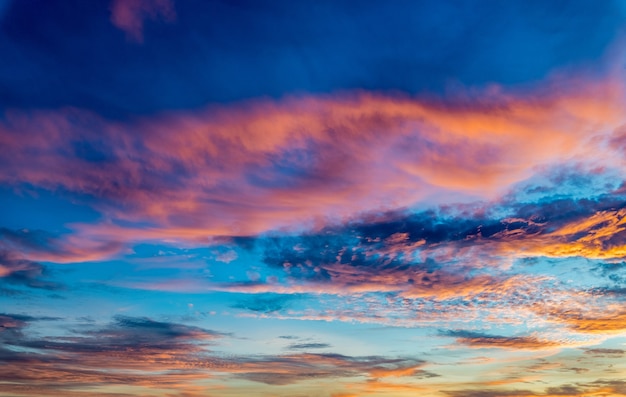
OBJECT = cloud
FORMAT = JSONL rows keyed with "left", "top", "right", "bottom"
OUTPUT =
{"left": 110, "top": 0, "right": 175, "bottom": 42}
{"left": 286, "top": 343, "right": 331, "bottom": 350}
{"left": 547, "top": 309, "right": 626, "bottom": 334}
{"left": 0, "top": 227, "right": 123, "bottom": 263}
{"left": 0, "top": 314, "right": 433, "bottom": 395}
{"left": 0, "top": 314, "right": 230, "bottom": 395}
{"left": 1, "top": 67, "right": 625, "bottom": 257}
{"left": 582, "top": 379, "right": 626, "bottom": 395}
{"left": 440, "top": 330, "right": 563, "bottom": 350}
{"left": 583, "top": 348, "right": 625, "bottom": 357}
{"left": 227, "top": 353, "right": 428, "bottom": 385}
{"left": 444, "top": 390, "right": 539, "bottom": 397}
{"left": 3, "top": 5, "right": 626, "bottom": 397}
{"left": 444, "top": 380, "right": 626, "bottom": 397}
{"left": 213, "top": 249, "right": 237, "bottom": 263}
{"left": 0, "top": 250, "right": 62, "bottom": 290}
{"left": 6, "top": 314, "right": 227, "bottom": 355}
{"left": 0, "top": 313, "right": 40, "bottom": 339}
{"left": 107, "top": 186, "right": 626, "bottom": 336}
{"left": 492, "top": 207, "right": 626, "bottom": 261}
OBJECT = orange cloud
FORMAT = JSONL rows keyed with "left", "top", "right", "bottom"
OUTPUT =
{"left": 492, "top": 208, "right": 626, "bottom": 261}
{"left": 549, "top": 309, "right": 626, "bottom": 334}
{"left": 1, "top": 68, "right": 624, "bottom": 261}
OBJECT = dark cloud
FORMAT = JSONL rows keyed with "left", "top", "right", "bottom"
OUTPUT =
{"left": 0, "top": 227, "right": 57, "bottom": 252}
{"left": 544, "top": 385, "right": 585, "bottom": 395}
{"left": 0, "top": 314, "right": 231, "bottom": 394}
{"left": 234, "top": 371, "right": 327, "bottom": 386}
{"left": 0, "top": 313, "right": 59, "bottom": 343}
{"left": 0, "top": 227, "right": 123, "bottom": 263}
{"left": 562, "top": 367, "right": 590, "bottom": 374}
{"left": 440, "top": 330, "right": 560, "bottom": 350}
{"left": 0, "top": 250, "right": 62, "bottom": 290}
{"left": 0, "top": 312, "right": 34, "bottom": 335}
{"left": 590, "top": 287, "right": 626, "bottom": 297}
{"left": 583, "top": 348, "right": 625, "bottom": 357}
{"left": 581, "top": 379, "right": 626, "bottom": 395}
{"left": 12, "top": 314, "right": 227, "bottom": 354}
{"left": 445, "top": 385, "right": 595, "bottom": 397}
{"left": 230, "top": 353, "right": 426, "bottom": 385}
{"left": 445, "top": 385, "right": 586, "bottom": 397}
{"left": 0, "top": 316, "right": 430, "bottom": 393}
{"left": 444, "top": 389, "right": 538, "bottom": 397}
{"left": 110, "top": 315, "right": 226, "bottom": 340}
{"left": 286, "top": 343, "right": 331, "bottom": 350}
{"left": 592, "top": 262, "right": 626, "bottom": 286}
{"left": 236, "top": 192, "right": 626, "bottom": 297}
{"left": 254, "top": 213, "right": 465, "bottom": 290}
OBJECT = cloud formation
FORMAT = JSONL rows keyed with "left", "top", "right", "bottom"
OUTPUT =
{"left": 110, "top": 0, "right": 176, "bottom": 42}
{"left": 0, "top": 313, "right": 436, "bottom": 396}
{"left": 441, "top": 330, "right": 563, "bottom": 350}
{"left": 3, "top": 6, "right": 626, "bottom": 395}
{"left": 1, "top": 68, "right": 625, "bottom": 260}
{"left": 0, "top": 250, "right": 61, "bottom": 290}
{"left": 0, "top": 314, "right": 228, "bottom": 395}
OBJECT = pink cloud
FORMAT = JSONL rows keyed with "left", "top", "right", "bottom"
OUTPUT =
{"left": 110, "top": 0, "right": 175, "bottom": 42}
{"left": 1, "top": 66, "right": 625, "bottom": 260}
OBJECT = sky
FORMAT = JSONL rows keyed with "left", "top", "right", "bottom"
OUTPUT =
{"left": 1, "top": 0, "right": 626, "bottom": 396}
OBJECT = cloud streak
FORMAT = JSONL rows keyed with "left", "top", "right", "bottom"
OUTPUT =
{"left": 0, "top": 313, "right": 436, "bottom": 396}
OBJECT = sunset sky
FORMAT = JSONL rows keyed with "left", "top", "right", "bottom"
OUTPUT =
{"left": 2, "top": 1, "right": 626, "bottom": 396}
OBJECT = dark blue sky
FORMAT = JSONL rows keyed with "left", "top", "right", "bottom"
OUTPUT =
{"left": 1, "top": 0, "right": 623, "bottom": 118}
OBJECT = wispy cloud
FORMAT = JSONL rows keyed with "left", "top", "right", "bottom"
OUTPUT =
{"left": 0, "top": 250, "right": 62, "bottom": 290}
{"left": 110, "top": 0, "right": 176, "bottom": 42}
{"left": 440, "top": 330, "right": 564, "bottom": 350}
{"left": 0, "top": 314, "right": 434, "bottom": 395}
{"left": 0, "top": 314, "right": 229, "bottom": 395}
{"left": 286, "top": 342, "right": 331, "bottom": 350}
